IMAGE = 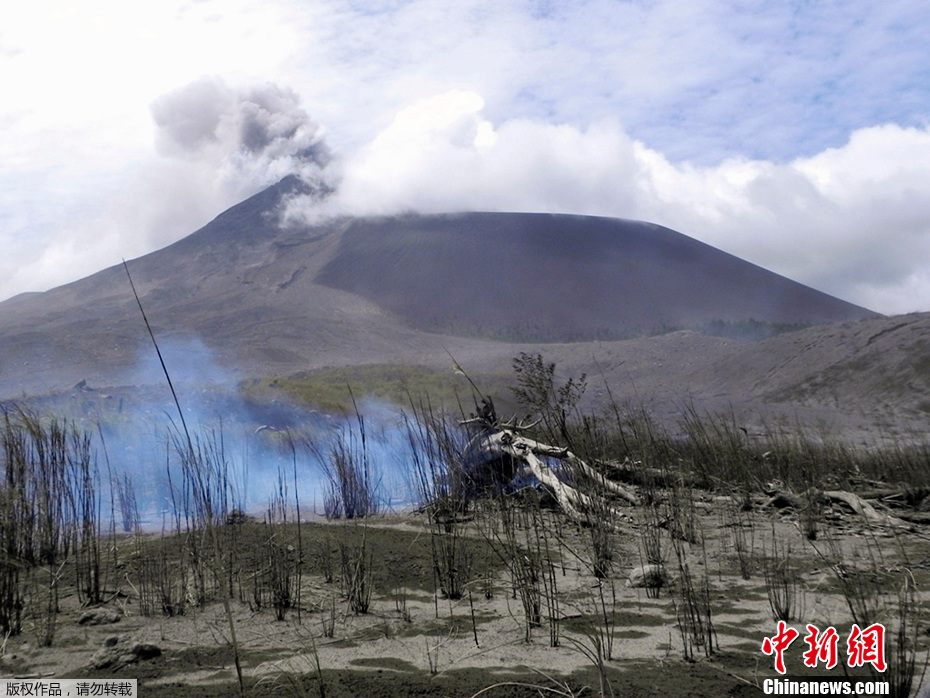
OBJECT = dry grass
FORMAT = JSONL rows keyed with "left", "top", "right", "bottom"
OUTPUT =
{"left": 3, "top": 353, "right": 930, "bottom": 696}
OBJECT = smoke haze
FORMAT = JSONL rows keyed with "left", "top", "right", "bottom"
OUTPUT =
{"left": 52, "top": 336, "right": 415, "bottom": 527}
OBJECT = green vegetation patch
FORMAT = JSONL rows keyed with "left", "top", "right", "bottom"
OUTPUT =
{"left": 244, "top": 363, "right": 514, "bottom": 413}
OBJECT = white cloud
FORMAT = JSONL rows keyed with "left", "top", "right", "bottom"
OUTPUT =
{"left": 1, "top": 0, "right": 929, "bottom": 316}
{"left": 289, "top": 92, "right": 930, "bottom": 314}
{"left": 305, "top": 91, "right": 640, "bottom": 217}
{"left": 284, "top": 0, "right": 930, "bottom": 163}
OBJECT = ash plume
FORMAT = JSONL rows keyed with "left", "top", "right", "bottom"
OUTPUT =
{"left": 150, "top": 76, "right": 331, "bottom": 185}
{"left": 115, "top": 77, "right": 336, "bottom": 254}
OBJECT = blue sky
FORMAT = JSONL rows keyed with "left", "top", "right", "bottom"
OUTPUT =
{"left": 2, "top": 0, "right": 929, "bottom": 313}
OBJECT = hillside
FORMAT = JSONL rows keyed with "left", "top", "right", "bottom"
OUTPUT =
{"left": 314, "top": 210, "right": 873, "bottom": 341}
{"left": 3, "top": 176, "right": 925, "bottom": 438}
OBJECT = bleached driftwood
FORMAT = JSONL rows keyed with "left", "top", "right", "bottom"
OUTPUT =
{"left": 764, "top": 486, "right": 911, "bottom": 529}
{"left": 502, "top": 433, "right": 639, "bottom": 505}
{"left": 461, "top": 415, "right": 638, "bottom": 528}
{"left": 822, "top": 490, "right": 911, "bottom": 529}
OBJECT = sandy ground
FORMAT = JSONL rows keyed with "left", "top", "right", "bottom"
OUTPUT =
{"left": 2, "top": 497, "right": 929, "bottom": 696}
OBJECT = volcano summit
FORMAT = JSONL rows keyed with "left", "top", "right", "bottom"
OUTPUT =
{"left": 0, "top": 176, "right": 881, "bottom": 413}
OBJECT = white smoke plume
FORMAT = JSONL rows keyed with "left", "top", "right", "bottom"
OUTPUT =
{"left": 285, "top": 90, "right": 930, "bottom": 314}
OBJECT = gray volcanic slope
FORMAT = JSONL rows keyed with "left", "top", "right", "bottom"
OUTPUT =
{"left": 316, "top": 211, "right": 874, "bottom": 340}
{"left": 0, "top": 175, "right": 893, "bottom": 423}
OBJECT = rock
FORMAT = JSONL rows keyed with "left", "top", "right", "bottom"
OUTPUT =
{"left": 130, "top": 643, "right": 162, "bottom": 660}
{"left": 90, "top": 637, "right": 162, "bottom": 670}
{"left": 627, "top": 564, "right": 670, "bottom": 589}
{"left": 90, "top": 644, "right": 121, "bottom": 670}
{"left": 78, "top": 607, "right": 122, "bottom": 625}
{"left": 115, "top": 653, "right": 136, "bottom": 667}
{"left": 767, "top": 492, "right": 801, "bottom": 509}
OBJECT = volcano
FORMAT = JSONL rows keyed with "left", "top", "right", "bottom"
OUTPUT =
{"left": 0, "top": 175, "right": 881, "bottom": 405}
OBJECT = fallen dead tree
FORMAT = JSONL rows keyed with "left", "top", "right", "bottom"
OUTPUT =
{"left": 459, "top": 409, "right": 922, "bottom": 533}
{"left": 459, "top": 402, "right": 638, "bottom": 528}
{"left": 822, "top": 489, "right": 911, "bottom": 529}
{"left": 763, "top": 486, "right": 913, "bottom": 529}
{"left": 599, "top": 458, "right": 703, "bottom": 491}
{"left": 444, "top": 351, "right": 925, "bottom": 534}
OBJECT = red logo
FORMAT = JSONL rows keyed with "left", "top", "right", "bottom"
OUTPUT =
{"left": 762, "top": 621, "right": 799, "bottom": 675}
{"left": 802, "top": 624, "right": 839, "bottom": 669}
{"left": 848, "top": 623, "right": 886, "bottom": 672}
{"left": 762, "top": 623, "right": 886, "bottom": 673}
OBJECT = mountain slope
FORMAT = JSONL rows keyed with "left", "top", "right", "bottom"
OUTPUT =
{"left": 316, "top": 212, "right": 874, "bottom": 341}
{"left": 0, "top": 176, "right": 893, "bottom": 430}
